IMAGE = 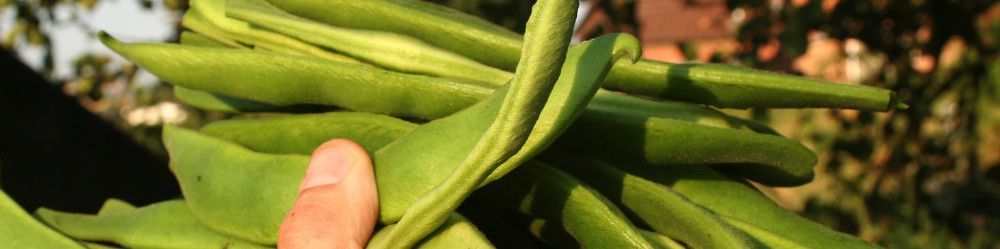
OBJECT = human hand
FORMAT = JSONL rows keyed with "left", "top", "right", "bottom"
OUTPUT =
{"left": 278, "top": 139, "right": 379, "bottom": 249}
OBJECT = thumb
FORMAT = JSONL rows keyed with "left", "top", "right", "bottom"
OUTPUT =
{"left": 278, "top": 139, "right": 379, "bottom": 249}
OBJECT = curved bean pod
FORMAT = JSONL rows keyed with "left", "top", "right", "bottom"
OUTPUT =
{"left": 176, "top": 29, "right": 326, "bottom": 113}
{"left": 621, "top": 164, "right": 881, "bottom": 249}
{"left": 101, "top": 33, "right": 493, "bottom": 120}
{"left": 268, "top": 0, "right": 902, "bottom": 111}
{"left": 0, "top": 190, "right": 84, "bottom": 248}
{"left": 367, "top": 213, "right": 494, "bottom": 249}
{"left": 559, "top": 92, "right": 817, "bottom": 186}
{"left": 36, "top": 200, "right": 269, "bottom": 249}
{"left": 540, "top": 149, "right": 757, "bottom": 249}
{"left": 604, "top": 61, "right": 906, "bottom": 111}
{"left": 163, "top": 125, "right": 308, "bottom": 244}
{"left": 473, "top": 162, "right": 656, "bottom": 249}
{"left": 266, "top": 0, "right": 521, "bottom": 70}
{"left": 185, "top": 0, "right": 360, "bottom": 63}
{"left": 227, "top": 0, "right": 510, "bottom": 85}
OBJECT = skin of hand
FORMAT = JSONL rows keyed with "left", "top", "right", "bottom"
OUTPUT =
{"left": 278, "top": 139, "right": 379, "bottom": 249}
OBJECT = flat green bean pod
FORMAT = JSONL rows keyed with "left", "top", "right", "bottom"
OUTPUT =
{"left": 101, "top": 33, "right": 493, "bottom": 120}
{"left": 474, "top": 162, "right": 656, "bottom": 249}
{"left": 269, "top": 0, "right": 902, "bottom": 111}
{"left": 184, "top": 0, "right": 360, "bottom": 63}
{"left": 367, "top": 213, "right": 494, "bottom": 249}
{"left": 201, "top": 112, "right": 417, "bottom": 154}
{"left": 266, "top": 0, "right": 521, "bottom": 71}
{"left": 36, "top": 200, "right": 270, "bottom": 249}
{"left": 620, "top": 164, "right": 881, "bottom": 249}
{"left": 603, "top": 61, "right": 906, "bottom": 111}
{"left": 227, "top": 0, "right": 510, "bottom": 85}
{"left": 558, "top": 92, "right": 818, "bottom": 186}
{"left": 176, "top": 28, "right": 325, "bottom": 113}
{"left": 0, "top": 190, "right": 85, "bottom": 248}
{"left": 163, "top": 125, "right": 308, "bottom": 244}
{"left": 541, "top": 149, "right": 756, "bottom": 249}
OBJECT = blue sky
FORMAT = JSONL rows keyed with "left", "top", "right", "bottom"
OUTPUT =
{"left": 1, "top": 0, "right": 176, "bottom": 85}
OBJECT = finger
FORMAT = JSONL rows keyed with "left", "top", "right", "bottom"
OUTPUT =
{"left": 278, "top": 139, "right": 379, "bottom": 249}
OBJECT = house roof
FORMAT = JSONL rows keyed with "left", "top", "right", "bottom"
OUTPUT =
{"left": 636, "top": 0, "right": 731, "bottom": 43}
{"left": 575, "top": 0, "right": 731, "bottom": 43}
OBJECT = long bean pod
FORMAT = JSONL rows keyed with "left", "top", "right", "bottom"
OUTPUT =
{"left": 227, "top": 0, "right": 510, "bottom": 85}
{"left": 620, "top": 163, "right": 881, "bottom": 248}
{"left": 36, "top": 200, "right": 270, "bottom": 249}
{"left": 101, "top": 33, "right": 493, "bottom": 120}
{"left": 474, "top": 162, "right": 656, "bottom": 248}
{"left": 177, "top": 28, "right": 325, "bottom": 113}
{"left": 268, "top": 0, "right": 902, "bottom": 111}
{"left": 541, "top": 149, "right": 757, "bottom": 248}
{"left": 185, "top": 0, "right": 361, "bottom": 64}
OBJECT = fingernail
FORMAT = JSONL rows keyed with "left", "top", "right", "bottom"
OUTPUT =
{"left": 299, "top": 142, "right": 357, "bottom": 192}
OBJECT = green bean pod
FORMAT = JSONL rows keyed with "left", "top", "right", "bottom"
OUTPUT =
{"left": 559, "top": 92, "right": 818, "bottom": 186}
{"left": 201, "top": 112, "right": 417, "bottom": 154}
{"left": 163, "top": 125, "right": 308, "bottom": 244}
{"left": 367, "top": 213, "right": 494, "bottom": 249}
{"left": 474, "top": 162, "right": 656, "bottom": 249}
{"left": 184, "top": 0, "right": 361, "bottom": 64}
{"left": 603, "top": 61, "right": 906, "bottom": 111}
{"left": 174, "top": 86, "right": 309, "bottom": 113}
{"left": 94, "top": 198, "right": 136, "bottom": 217}
{"left": 266, "top": 0, "right": 521, "bottom": 71}
{"left": 226, "top": 0, "right": 510, "bottom": 85}
{"left": 35, "top": 200, "right": 270, "bottom": 249}
{"left": 101, "top": 33, "right": 493, "bottom": 120}
{"left": 540, "top": 149, "right": 757, "bottom": 249}
{"left": 268, "top": 0, "right": 902, "bottom": 111}
{"left": 0, "top": 190, "right": 85, "bottom": 248}
{"left": 176, "top": 29, "right": 324, "bottom": 113}
{"left": 620, "top": 164, "right": 881, "bottom": 249}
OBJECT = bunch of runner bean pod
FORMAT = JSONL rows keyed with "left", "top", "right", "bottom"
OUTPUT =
{"left": 4, "top": 0, "right": 906, "bottom": 248}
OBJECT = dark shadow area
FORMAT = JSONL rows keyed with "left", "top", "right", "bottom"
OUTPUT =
{"left": 0, "top": 50, "right": 179, "bottom": 213}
